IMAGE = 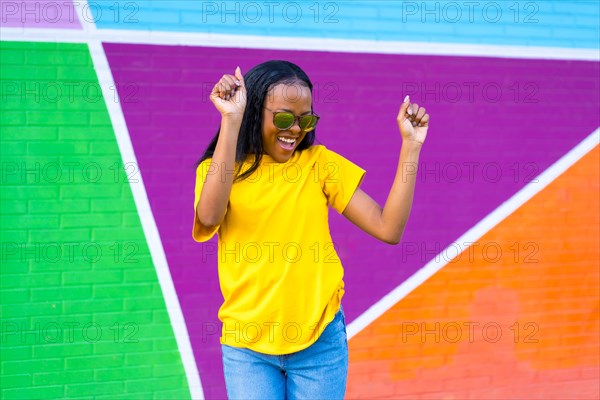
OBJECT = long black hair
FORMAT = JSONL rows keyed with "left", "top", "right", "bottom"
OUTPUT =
{"left": 196, "top": 60, "right": 316, "bottom": 182}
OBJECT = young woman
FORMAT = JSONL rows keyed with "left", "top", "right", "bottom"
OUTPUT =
{"left": 193, "top": 60, "right": 429, "bottom": 399}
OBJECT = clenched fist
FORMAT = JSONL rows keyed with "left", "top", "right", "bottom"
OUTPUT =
{"left": 210, "top": 66, "right": 247, "bottom": 119}
{"left": 397, "top": 95, "right": 430, "bottom": 145}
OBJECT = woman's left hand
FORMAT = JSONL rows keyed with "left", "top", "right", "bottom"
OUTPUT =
{"left": 397, "top": 95, "right": 429, "bottom": 145}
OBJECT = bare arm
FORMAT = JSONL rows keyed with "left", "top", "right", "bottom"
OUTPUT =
{"left": 195, "top": 67, "right": 246, "bottom": 231}
{"left": 196, "top": 117, "right": 242, "bottom": 228}
{"left": 343, "top": 142, "right": 421, "bottom": 244}
{"left": 342, "top": 96, "right": 429, "bottom": 245}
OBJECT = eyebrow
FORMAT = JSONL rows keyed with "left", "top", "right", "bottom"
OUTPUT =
{"left": 276, "top": 108, "right": 312, "bottom": 115}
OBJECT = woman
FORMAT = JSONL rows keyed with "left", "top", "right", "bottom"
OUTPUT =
{"left": 193, "top": 60, "right": 429, "bottom": 399}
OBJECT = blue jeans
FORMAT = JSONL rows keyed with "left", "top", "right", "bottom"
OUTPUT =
{"left": 221, "top": 305, "right": 348, "bottom": 399}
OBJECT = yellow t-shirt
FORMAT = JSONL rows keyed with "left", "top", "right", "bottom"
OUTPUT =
{"left": 192, "top": 144, "right": 365, "bottom": 355}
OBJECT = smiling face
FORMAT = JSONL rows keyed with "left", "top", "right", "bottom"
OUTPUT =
{"left": 262, "top": 82, "right": 313, "bottom": 163}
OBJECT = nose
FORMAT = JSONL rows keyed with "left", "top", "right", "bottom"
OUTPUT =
{"left": 288, "top": 121, "right": 302, "bottom": 135}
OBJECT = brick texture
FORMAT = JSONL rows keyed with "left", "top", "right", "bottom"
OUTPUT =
{"left": 1, "top": 1, "right": 599, "bottom": 399}
{"left": 0, "top": 41, "right": 190, "bottom": 399}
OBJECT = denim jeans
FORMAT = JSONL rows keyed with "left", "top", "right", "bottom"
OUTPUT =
{"left": 221, "top": 305, "right": 348, "bottom": 399}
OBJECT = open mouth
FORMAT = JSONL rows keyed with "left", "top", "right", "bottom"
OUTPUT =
{"left": 277, "top": 136, "right": 297, "bottom": 151}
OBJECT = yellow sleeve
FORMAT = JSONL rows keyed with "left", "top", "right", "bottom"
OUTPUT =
{"left": 192, "top": 159, "right": 220, "bottom": 242}
{"left": 319, "top": 147, "right": 366, "bottom": 214}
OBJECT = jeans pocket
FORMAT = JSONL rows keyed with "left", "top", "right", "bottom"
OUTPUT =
{"left": 320, "top": 306, "right": 345, "bottom": 342}
{"left": 339, "top": 305, "right": 347, "bottom": 336}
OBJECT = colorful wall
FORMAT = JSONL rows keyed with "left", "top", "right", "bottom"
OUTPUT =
{"left": 1, "top": 1, "right": 598, "bottom": 399}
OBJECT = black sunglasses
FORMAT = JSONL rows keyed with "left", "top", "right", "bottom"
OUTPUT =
{"left": 266, "top": 108, "right": 320, "bottom": 132}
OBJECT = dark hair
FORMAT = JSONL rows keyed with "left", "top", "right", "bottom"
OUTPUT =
{"left": 196, "top": 60, "right": 316, "bottom": 181}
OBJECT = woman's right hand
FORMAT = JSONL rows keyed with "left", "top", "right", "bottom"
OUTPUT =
{"left": 210, "top": 66, "right": 246, "bottom": 119}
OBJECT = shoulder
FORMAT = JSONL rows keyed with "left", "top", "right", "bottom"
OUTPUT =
{"left": 301, "top": 144, "right": 327, "bottom": 156}
{"left": 196, "top": 158, "right": 213, "bottom": 168}
{"left": 294, "top": 144, "right": 328, "bottom": 164}
{"left": 195, "top": 158, "right": 214, "bottom": 178}
{"left": 294, "top": 145, "right": 359, "bottom": 169}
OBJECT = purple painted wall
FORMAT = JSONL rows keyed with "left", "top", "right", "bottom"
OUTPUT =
{"left": 103, "top": 43, "right": 599, "bottom": 398}
{"left": 0, "top": 0, "right": 81, "bottom": 29}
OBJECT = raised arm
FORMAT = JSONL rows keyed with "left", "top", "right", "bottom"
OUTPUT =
{"left": 342, "top": 95, "right": 429, "bottom": 245}
{"left": 196, "top": 67, "right": 246, "bottom": 230}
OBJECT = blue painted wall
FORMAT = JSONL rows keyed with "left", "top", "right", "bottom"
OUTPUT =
{"left": 91, "top": 0, "right": 599, "bottom": 48}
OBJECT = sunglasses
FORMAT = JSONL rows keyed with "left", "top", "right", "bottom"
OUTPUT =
{"left": 266, "top": 108, "right": 320, "bottom": 132}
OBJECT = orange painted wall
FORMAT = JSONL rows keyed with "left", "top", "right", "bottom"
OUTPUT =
{"left": 347, "top": 147, "right": 600, "bottom": 399}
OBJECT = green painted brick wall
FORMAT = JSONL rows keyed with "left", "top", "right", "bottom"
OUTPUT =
{"left": 0, "top": 41, "right": 191, "bottom": 399}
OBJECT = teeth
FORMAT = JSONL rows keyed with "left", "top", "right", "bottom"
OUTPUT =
{"left": 278, "top": 137, "right": 296, "bottom": 144}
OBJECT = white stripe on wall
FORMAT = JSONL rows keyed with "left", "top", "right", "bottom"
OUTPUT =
{"left": 347, "top": 128, "right": 600, "bottom": 340}
{"left": 73, "top": 1, "right": 204, "bottom": 398}
{"left": 0, "top": 26, "right": 598, "bottom": 61}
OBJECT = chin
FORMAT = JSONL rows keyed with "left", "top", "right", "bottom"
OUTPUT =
{"left": 266, "top": 145, "right": 296, "bottom": 163}
{"left": 272, "top": 153, "right": 292, "bottom": 163}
